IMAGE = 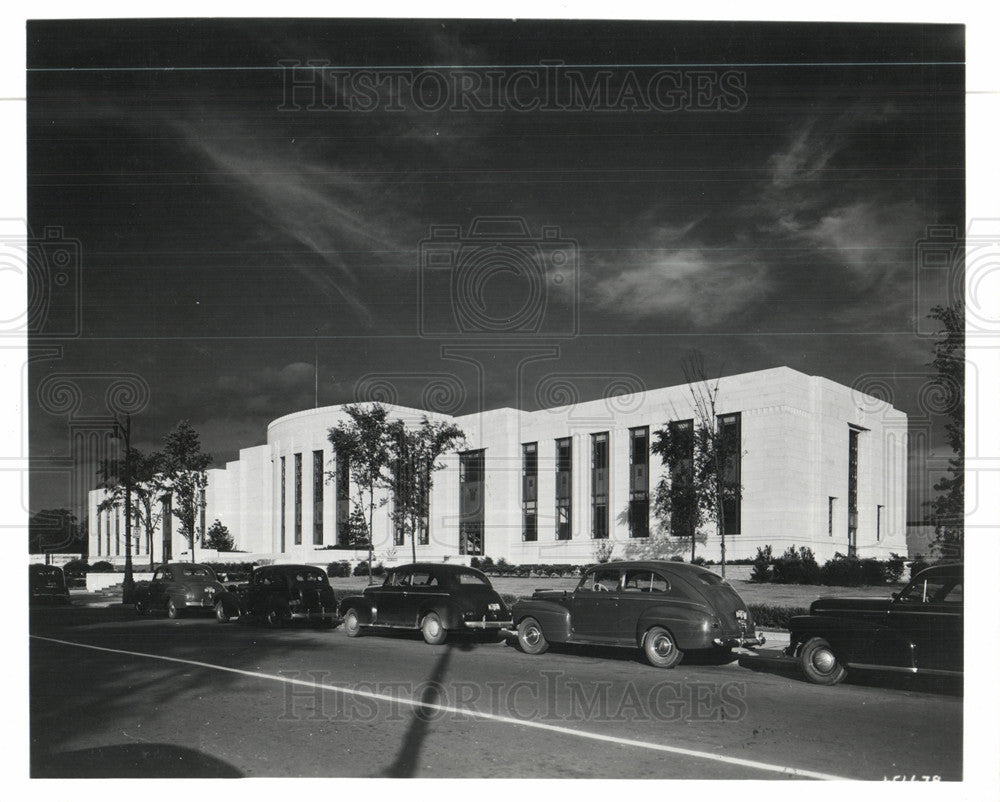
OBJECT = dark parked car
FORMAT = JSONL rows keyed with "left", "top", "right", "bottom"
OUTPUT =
{"left": 133, "top": 562, "right": 228, "bottom": 619}
{"left": 29, "top": 564, "right": 71, "bottom": 604}
{"left": 338, "top": 563, "right": 512, "bottom": 644}
{"left": 215, "top": 564, "right": 339, "bottom": 627}
{"left": 512, "top": 560, "right": 764, "bottom": 668}
{"left": 787, "top": 563, "right": 963, "bottom": 685}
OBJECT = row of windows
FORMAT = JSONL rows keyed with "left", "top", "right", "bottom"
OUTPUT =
{"left": 520, "top": 418, "right": 742, "bottom": 542}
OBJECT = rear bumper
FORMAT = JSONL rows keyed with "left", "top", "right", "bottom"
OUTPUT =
{"left": 290, "top": 608, "right": 340, "bottom": 622}
{"left": 714, "top": 631, "right": 766, "bottom": 648}
{"left": 463, "top": 618, "right": 514, "bottom": 630}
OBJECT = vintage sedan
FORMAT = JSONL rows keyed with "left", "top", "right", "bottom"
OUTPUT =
{"left": 787, "top": 563, "right": 963, "bottom": 685}
{"left": 133, "top": 562, "right": 228, "bottom": 619}
{"left": 29, "top": 563, "right": 71, "bottom": 604}
{"left": 215, "top": 564, "right": 339, "bottom": 627}
{"left": 338, "top": 563, "right": 513, "bottom": 644}
{"left": 512, "top": 560, "right": 764, "bottom": 668}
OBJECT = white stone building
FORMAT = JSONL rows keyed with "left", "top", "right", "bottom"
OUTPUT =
{"left": 87, "top": 366, "right": 908, "bottom": 566}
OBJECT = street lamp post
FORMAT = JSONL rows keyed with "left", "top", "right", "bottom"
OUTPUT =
{"left": 113, "top": 414, "right": 135, "bottom": 605}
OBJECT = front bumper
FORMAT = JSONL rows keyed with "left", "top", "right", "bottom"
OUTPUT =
{"left": 714, "top": 631, "right": 766, "bottom": 648}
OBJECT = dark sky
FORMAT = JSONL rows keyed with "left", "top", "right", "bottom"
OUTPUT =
{"left": 26, "top": 19, "right": 965, "bottom": 522}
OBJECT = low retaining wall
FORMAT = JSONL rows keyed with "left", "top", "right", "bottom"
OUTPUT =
{"left": 86, "top": 572, "right": 154, "bottom": 591}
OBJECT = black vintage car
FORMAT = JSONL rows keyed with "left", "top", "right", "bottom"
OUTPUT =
{"left": 29, "top": 564, "right": 71, "bottom": 604}
{"left": 338, "top": 563, "right": 512, "bottom": 644}
{"left": 787, "top": 563, "right": 963, "bottom": 685}
{"left": 512, "top": 560, "right": 764, "bottom": 668}
{"left": 134, "top": 562, "right": 228, "bottom": 618}
{"left": 215, "top": 564, "right": 339, "bottom": 628}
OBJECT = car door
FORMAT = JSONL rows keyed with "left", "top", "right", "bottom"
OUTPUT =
{"left": 570, "top": 566, "right": 621, "bottom": 640}
{"left": 616, "top": 568, "right": 673, "bottom": 642}
{"left": 888, "top": 574, "right": 963, "bottom": 672}
{"left": 401, "top": 569, "right": 441, "bottom": 627}
{"left": 373, "top": 569, "right": 410, "bottom": 626}
{"left": 148, "top": 567, "right": 169, "bottom": 609}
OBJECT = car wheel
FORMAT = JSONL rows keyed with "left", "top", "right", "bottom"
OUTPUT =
{"left": 215, "top": 600, "right": 233, "bottom": 623}
{"left": 517, "top": 617, "right": 549, "bottom": 655}
{"left": 798, "top": 637, "right": 848, "bottom": 685}
{"left": 135, "top": 600, "right": 147, "bottom": 616}
{"left": 343, "top": 608, "right": 364, "bottom": 637}
{"left": 643, "top": 626, "right": 683, "bottom": 669}
{"left": 265, "top": 606, "right": 289, "bottom": 628}
{"left": 421, "top": 612, "right": 447, "bottom": 645}
{"left": 166, "top": 599, "right": 183, "bottom": 619}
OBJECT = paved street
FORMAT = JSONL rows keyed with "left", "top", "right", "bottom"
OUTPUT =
{"left": 30, "top": 603, "right": 962, "bottom": 780}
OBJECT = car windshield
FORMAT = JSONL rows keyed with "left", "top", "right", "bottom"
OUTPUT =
{"left": 453, "top": 571, "right": 488, "bottom": 585}
{"left": 899, "top": 576, "right": 961, "bottom": 603}
{"left": 179, "top": 566, "right": 214, "bottom": 579}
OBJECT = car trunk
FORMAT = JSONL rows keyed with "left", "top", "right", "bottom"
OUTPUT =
{"left": 687, "top": 573, "right": 755, "bottom": 638}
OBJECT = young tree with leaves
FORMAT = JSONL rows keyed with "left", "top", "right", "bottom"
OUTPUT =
{"left": 386, "top": 416, "right": 465, "bottom": 564}
{"left": 927, "top": 301, "right": 964, "bottom": 561}
{"left": 328, "top": 403, "right": 392, "bottom": 580}
{"left": 651, "top": 353, "right": 742, "bottom": 576}
{"left": 161, "top": 421, "right": 212, "bottom": 563}
{"left": 205, "top": 518, "right": 235, "bottom": 551}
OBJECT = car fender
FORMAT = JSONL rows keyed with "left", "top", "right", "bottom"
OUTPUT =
{"left": 415, "top": 602, "right": 459, "bottom": 630}
{"left": 214, "top": 590, "right": 242, "bottom": 616}
{"left": 787, "top": 614, "right": 906, "bottom": 665}
{"left": 512, "top": 599, "right": 572, "bottom": 642}
{"left": 338, "top": 594, "right": 374, "bottom": 624}
{"left": 636, "top": 604, "right": 716, "bottom": 650}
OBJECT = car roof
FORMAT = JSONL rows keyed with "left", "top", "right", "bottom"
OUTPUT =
{"left": 913, "top": 563, "right": 963, "bottom": 580}
{"left": 392, "top": 562, "right": 485, "bottom": 575}
{"left": 583, "top": 560, "right": 716, "bottom": 576}
{"left": 259, "top": 564, "right": 327, "bottom": 574}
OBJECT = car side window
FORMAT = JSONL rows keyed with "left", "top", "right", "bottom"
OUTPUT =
{"left": 578, "top": 568, "right": 620, "bottom": 593}
{"left": 394, "top": 571, "right": 412, "bottom": 587}
{"left": 153, "top": 569, "right": 166, "bottom": 582}
{"left": 622, "top": 570, "right": 670, "bottom": 593}
{"left": 938, "top": 581, "right": 962, "bottom": 604}
{"left": 409, "top": 571, "right": 436, "bottom": 586}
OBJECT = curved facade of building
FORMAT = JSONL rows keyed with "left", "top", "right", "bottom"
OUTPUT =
{"left": 88, "top": 366, "right": 908, "bottom": 566}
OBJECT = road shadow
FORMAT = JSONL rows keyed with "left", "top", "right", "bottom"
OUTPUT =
{"left": 32, "top": 742, "right": 243, "bottom": 778}
{"left": 503, "top": 635, "right": 738, "bottom": 668}
{"left": 383, "top": 639, "right": 477, "bottom": 778}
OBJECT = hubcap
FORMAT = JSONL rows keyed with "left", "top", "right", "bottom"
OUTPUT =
{"left": 653, "top": 635, "right": 673, "bottom": 657}
{"left": 426, "top": 619, "right": 440, "bottom": 637}
{"left": 812, "top": 648, "right": 837, "bottom": 673}
{"left": 524, "top": 626, "right": 540, "bottom": 646}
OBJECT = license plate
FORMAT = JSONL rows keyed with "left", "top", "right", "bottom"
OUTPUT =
{"left": 735, "top": 609, "right": 748, "bottom": 621}
{"left": 488, "top": 603, "right": 501, "bottom": 611}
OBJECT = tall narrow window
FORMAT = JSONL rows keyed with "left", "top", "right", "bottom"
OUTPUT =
{"left": 459, "top": 450, "right": 485, "bottom": 555}
{"left": 96, "top": 511, "right": 102, "bottom": 556}
{"left": 280, "top": 456, "right": 286, "bottom": 552}
{"left": 591, "top": 432, "right": 609, "bottom": 538}
{"left": 628, "top": 426, "right": 649, "bottom": 538}
{"left": 313, "top": 450, "right": 324, "bottom": 545}
{"left": 828, "top": 497, "right": 836, "bottom": 538}
{"left": 718, "top": 413, "right": 742, "bottom": 535}
{"left": 115, "top": 510, "right": 120, "bottom": 556}
{"left": 667, "top": 420, "right": 695, "bottom": 538}
{"left": 555, "top": 437, "right": 572, "bottom": 540}
{"left": 294, "top": 453, "right": 302, "bottom": 545}
{"left": 335, "top": 451, "right": 350, "bottom": 545}
{"left": 848, "top": 427, "right": 860, "bottom": 556}
{"left": 876, "top": 504, "right": 883, "bottom": 542}
{"left": 162, "top": 496, "right": 172, "bottom": 562}
{"left": 522, "top": 442, "right": 538, "bottom": 541}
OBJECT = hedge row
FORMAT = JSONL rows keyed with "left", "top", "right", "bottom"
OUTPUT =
{"left": 749, "top": 546, "right": 911, "bottom": 586}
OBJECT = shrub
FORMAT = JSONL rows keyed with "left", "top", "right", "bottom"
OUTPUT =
{"left": 909, "top": 557, "right": 930, "bottom": 581}
{"left": 690, "top": 556, "right": 708, "bottom": 566}
{"left": 469, "top": 557, "right": 481, "bottom": 570}
{"left": 90, "top": 560, "right": 115, "bottom": 572}
{"left": 353, "top": 560, "right": 371, "bottom": 577}
{"left": 326, "top": 561, "right": 351, "bottom": 578}
{"left": 62, "top": 559, "right": 90, "bottom": 576}
{"left": 771, "top": 546, "right": 820, "bottom": 584}
{"left": 372, "top": 562, "right": 386, "bottom": 577}
{"left": 885, "top": 553, "right": 906, "bottom": 583}
{"left": 749, "top": 546, "right": 773, "bottom": 583}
